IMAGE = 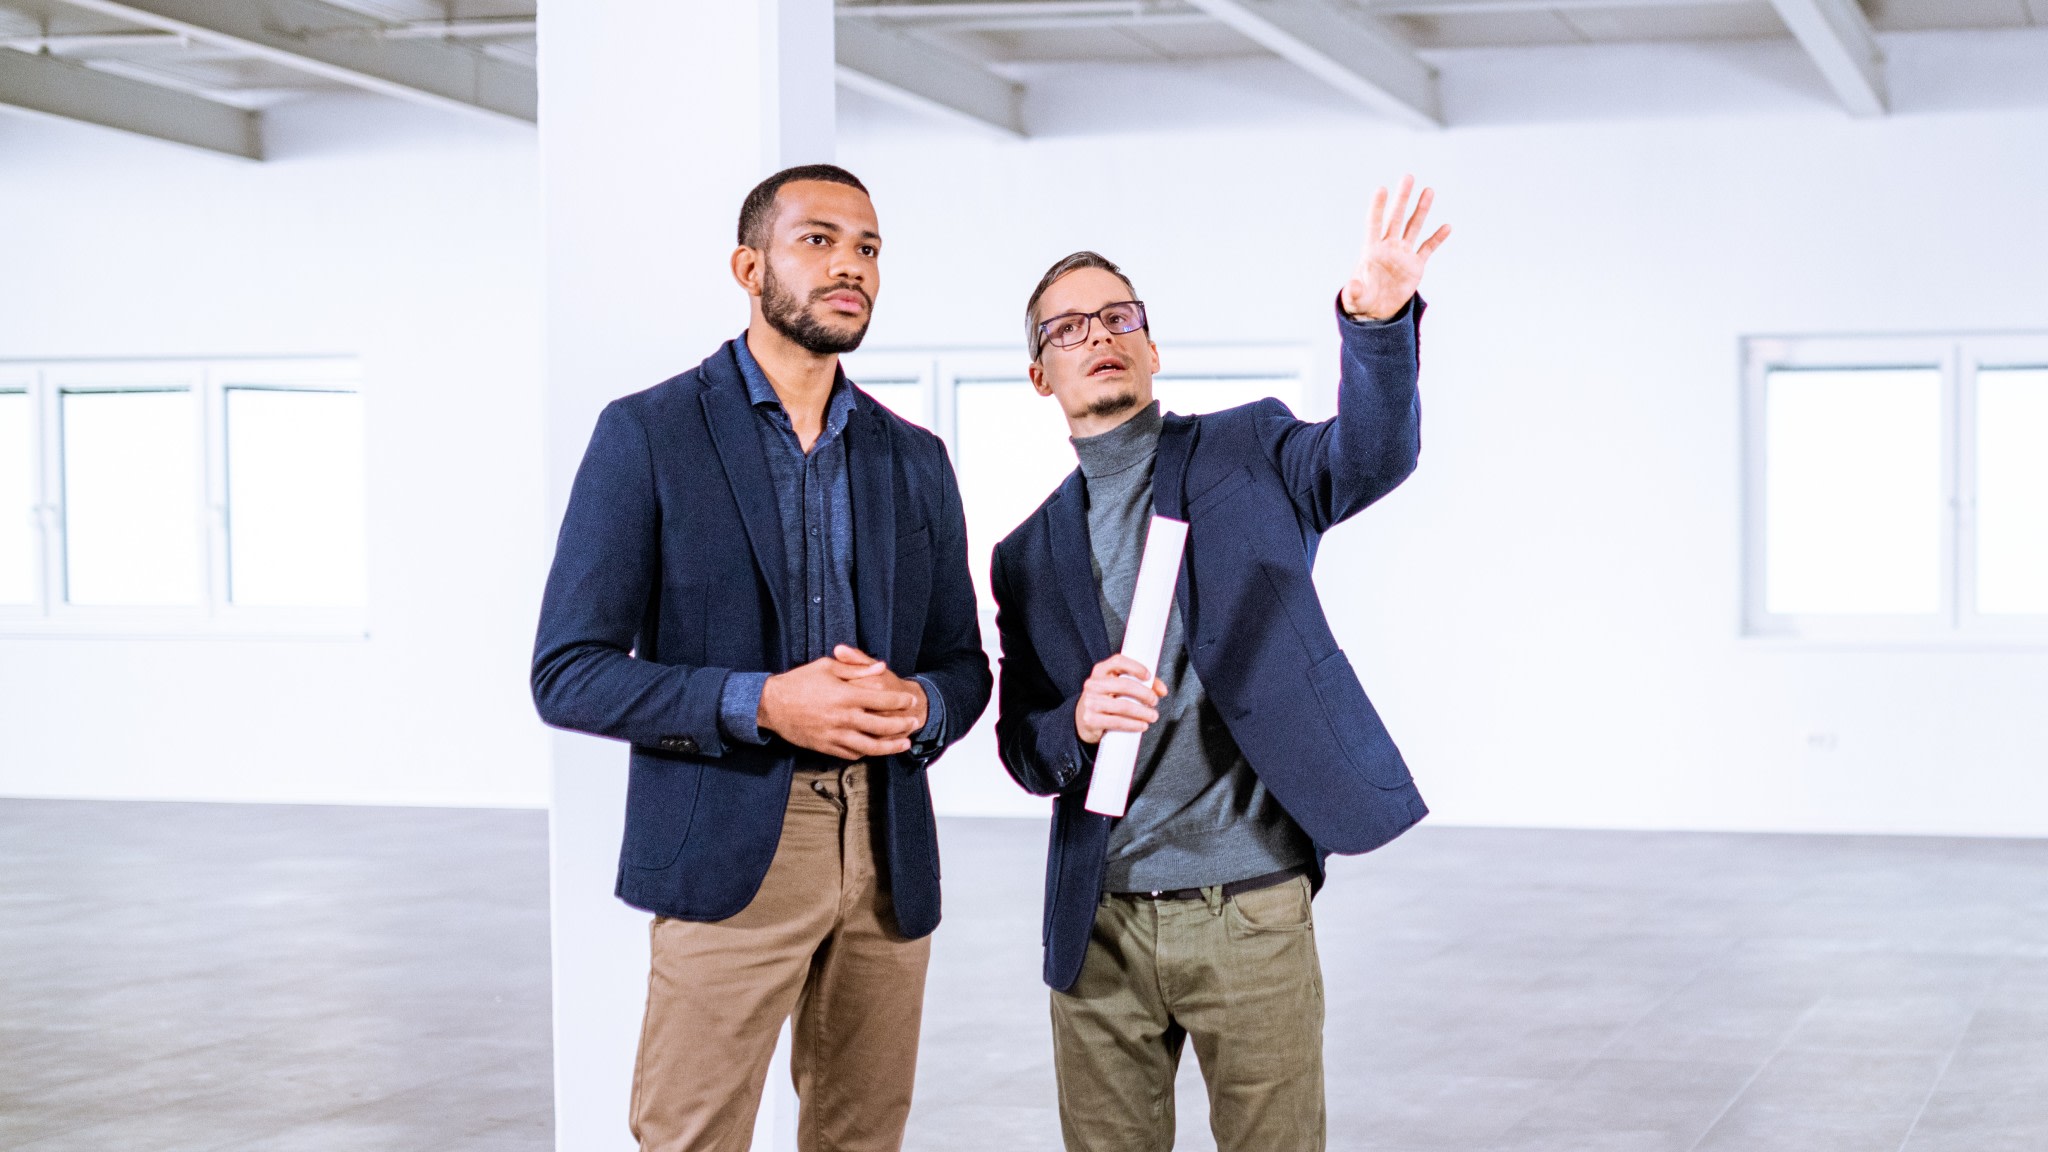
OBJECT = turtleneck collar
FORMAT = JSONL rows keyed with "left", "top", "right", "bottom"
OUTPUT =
{"left": 1070, "top": 400, "right": 1162, "bottom": 481}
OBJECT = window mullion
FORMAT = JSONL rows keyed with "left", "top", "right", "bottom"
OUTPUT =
{"left": 38, "top": 368, "right": 63, "bottom": 618}
{"left": 1944, "top": 343, "right": 1964, "bottom": 632}
{"left": 203, "top": 365, "right": 230, "bottom": 616}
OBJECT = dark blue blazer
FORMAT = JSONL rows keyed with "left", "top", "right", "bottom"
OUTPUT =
{"left": 532, "top": 340, "right": 992, "bottom": 939}
{"left": 992, "top": 300, "right": 1431, "bottom": 990}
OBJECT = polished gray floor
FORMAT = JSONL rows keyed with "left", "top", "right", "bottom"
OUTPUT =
{"left": 5, "top": 801, "right": 2047, "bottom": 1151}
{"left": 0, "top": 800, "right": 552, "bottom": 1152}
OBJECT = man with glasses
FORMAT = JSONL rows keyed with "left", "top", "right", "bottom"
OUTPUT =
{"left": 991, "top": 178, "right": 1450, "bottom": 1151}
{"left": 533, "top": 164, "right": 990, "bottom": 1151}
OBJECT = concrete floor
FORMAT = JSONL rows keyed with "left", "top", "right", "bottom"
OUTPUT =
{"left": 4, "top": 801, "right": 2047, "bottom": 1151}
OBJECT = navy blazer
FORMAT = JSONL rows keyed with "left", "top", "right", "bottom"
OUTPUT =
{"left": 992, "top": 299, "right": 1431, "bottom": 991}
{"left": 532, "top": 340, "right": 992, "bottom": 938}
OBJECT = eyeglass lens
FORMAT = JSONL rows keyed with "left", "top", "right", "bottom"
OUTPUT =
{"left": 1042, "top": 302, "right": 1146, "bottom": 350}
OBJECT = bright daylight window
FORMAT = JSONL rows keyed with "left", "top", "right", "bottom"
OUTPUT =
{"left": 843, "top": 347, "right": 1308, "bottom": 606}
{"left": 1744, "top": 336, "right": 2048, "bottom": 642}
{"left": 0, "top": 359, "right": 367, "bottom": 633}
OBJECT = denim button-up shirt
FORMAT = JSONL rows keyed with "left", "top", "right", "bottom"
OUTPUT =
{"left": 717, "top": 334, "right": 944, "bottom": 759}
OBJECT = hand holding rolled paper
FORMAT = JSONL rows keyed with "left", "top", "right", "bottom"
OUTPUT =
{"left": 1075, "top": 654, "right": 1168, "bottom": 746}
{"left": 1083, "top": 515, "right": 1189, "bottom": 817}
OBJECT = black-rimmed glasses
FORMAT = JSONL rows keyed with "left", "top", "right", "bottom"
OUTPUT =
{"left": 1035, "top": 301, "right": 1147, "bottom": 356}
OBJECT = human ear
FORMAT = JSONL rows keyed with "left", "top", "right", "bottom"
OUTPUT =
{"left": 730, "top": 246, "right": 764, "bottom": 297}
{"left": 1029, "top": 360, "right": 1053, "bottom": 397}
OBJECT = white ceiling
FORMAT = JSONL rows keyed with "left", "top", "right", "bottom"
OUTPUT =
{"left": 0, "top": 0, "right": 2043, "bottom": 157}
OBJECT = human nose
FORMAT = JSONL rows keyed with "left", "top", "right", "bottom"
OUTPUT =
{"left": 826, "top": 245, "right": 866, "bottom": 285}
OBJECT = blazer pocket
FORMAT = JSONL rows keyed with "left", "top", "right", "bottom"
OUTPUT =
{"left": 1307, "top": 649, "right": 1413, "bottom": 790}
{"left": 621, "top": 759, "right": 704, "bottom": 871}
{"left": 1186, "top": 467, "right": 1252, "bottom": 519}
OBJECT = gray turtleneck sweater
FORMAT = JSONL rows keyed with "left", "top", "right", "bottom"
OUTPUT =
{"left": 1073, "top": 401, "right": 1312, "bottom": 892}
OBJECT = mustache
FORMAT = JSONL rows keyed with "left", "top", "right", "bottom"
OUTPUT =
{"left": 809, "top": 281, "right": 872, "bottom": 309}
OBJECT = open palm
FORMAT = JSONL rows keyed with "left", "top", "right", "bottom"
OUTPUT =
{"left": 1342, "top": 175, "right": 1451, "bottom": 321}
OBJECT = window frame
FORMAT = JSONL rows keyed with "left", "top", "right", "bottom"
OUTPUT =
{"left": 843, "top": 341, "right": 1313, "bottom": 611}
{"left": 0, "top": 356, "right": 368, "bottom": 639}
{"left": 841, "top": 342, "right": 1315, "bottom": 459}
{"left": 1742, "top": 332, "right": 2048, "bottom": 646}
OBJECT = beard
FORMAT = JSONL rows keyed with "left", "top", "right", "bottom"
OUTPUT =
{"left": 1083, "top": 389, "right": 1142, "bottom": 420}
{"left": 762, "top": 262, "right": 872, "bottom": 355}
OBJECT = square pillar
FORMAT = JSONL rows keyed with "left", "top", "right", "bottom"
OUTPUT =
{"left": 537, "top": 4, "right": 834, "bottom": 1149}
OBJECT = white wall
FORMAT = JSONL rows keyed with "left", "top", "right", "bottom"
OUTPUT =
{"left": 838, "top": 36, "right": 2048, "bottom": 836}
{"left": 0, "top": 97, "right": 549, "bottom": 808}
{"left": 4, "top": 29, "right": 2044, "bottom": 837}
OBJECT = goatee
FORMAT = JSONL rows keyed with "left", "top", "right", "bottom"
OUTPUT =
{"left": 763, "top": 263, "right": 871, "bottom": 355}
{"left": 1084, "top": 390, "right": 1141, "bottom": 420}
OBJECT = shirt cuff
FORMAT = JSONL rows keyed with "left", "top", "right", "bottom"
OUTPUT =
{"left": 1336, "top": 293, "right": 1415, "bottom": 328}
{"left": 718, "top": 671, "right": 773, "bottom": 746}
{"left": 910, "top": 675, "right": 947, "bottom": 754}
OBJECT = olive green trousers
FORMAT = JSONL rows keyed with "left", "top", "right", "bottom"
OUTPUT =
{"left": 1049, "top": 875, "right": 1326, "bottom": 1152}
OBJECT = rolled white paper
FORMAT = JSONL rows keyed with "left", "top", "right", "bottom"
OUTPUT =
{"left": 1084, "top": 515, "right": 1190, "bottom": 818}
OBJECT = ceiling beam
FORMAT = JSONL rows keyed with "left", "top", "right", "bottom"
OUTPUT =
{"left": 835, "top": 19, "right": 1025, "bottom": 137}
{"left": 54, "top": 0, "right": 535, "bottom": 124}
{"left": 1182, "top": 0, "right": 1440, "bottom": 128}
{"left": 1362, "top": 0, "right": 1753, "bottom": 11}
{"left": 1767, "top": 0, "right": 1886, "bottom": 116}
{"left": 0, "top": 48, "right": 260, "bottom": 158}
{"left": 840, "top": 1, "right": 1209, "bottom": 32}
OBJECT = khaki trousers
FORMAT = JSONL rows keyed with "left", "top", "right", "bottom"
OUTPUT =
{"left": 1050, "top": 875, "right": 1326, "bottom": 1152}
{"left": 630, "top": 763, "right": 932, "bottom": 1152}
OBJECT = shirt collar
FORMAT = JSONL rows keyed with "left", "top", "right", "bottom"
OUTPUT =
{"left": 736, "top": 332, "right": 857, "bottom": 436}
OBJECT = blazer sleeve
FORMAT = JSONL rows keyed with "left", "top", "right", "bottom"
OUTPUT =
{"left": 530, "top": 401, "right": 734, "bottom": 756}
{"left": 907, "top": 440, "right": 993, "bottom": 762}
{"left": 1257, "top": 294, "right": 1425, "bottom": 534}
{"left": 992, "top": 543, "right": 1092, "bottom": 797}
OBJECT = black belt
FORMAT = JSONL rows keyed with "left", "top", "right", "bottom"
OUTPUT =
{"left": 1111, "top": 865, "right": 1306, "bottom": 903}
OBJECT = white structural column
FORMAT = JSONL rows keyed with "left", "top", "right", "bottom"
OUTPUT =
{"left": 538, "top": 3, "right": 834, "bottom": 1151}
{"left": 1767, "top": 0, "right": 1887, "bottom": 116}
{"left": 1183, "top": 0, "right": 1440, "bottom": 129}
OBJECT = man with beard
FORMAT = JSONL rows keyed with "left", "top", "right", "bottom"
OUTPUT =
{"left": 533, "top": 164, "right": 991, "bottom": 1152}
{"left": 991, "top": 178, "right": 1448, "bottom": 1151}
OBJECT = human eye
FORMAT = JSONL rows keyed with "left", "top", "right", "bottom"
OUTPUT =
{"left": 1052, "top": 315, "right": 1084, "bottom": 340}
{"left": 1102, "top": 305, "right": 1135, "bottom": 328}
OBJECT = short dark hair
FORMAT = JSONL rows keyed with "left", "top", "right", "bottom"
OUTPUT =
{"left": 1025, "top": 250, "right": 1141, "bottom": 359}
{"left": 737, "top": 164, "right": 871, "bottom": 249}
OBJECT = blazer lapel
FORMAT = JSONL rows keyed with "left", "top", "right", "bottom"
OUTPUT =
{"left": 699, "top": 343, "right": 790, "bottom": 635}
{"left": 847, "top": 390, "right": 897, "bottom": 666}
{"left": 1046, "top": 472, "right": 1112, "bottom": 666}
{"left": 1155, "top": 412, "right": 1198, "bottom": 619}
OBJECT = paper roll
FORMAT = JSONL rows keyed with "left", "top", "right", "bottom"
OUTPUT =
{"left": 1084, "top": 515, "right": 1189, "bottom": 818}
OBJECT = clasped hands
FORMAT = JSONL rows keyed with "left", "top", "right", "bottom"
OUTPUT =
{"left": 758, "top": 644, "right": 927, "bottom": 760}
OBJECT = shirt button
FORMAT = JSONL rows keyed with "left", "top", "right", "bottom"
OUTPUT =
{"left": 813, "top": 596, "right": 822, "bottom": 604}
{"left": 810, "top": 527, "right": 819, "bottom": 535}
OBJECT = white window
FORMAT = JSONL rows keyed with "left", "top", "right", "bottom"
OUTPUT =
{"left": 0, "top": 358, "right": 367, "bottom": 635}
{"left": 844, "top": 345, "right": 1309, "bottom": 605}
{"left": 1744, "top": 336, "right": 2048, "bottom": 642}
{"left": 0, "top": 380, "right": 35, "bottom": 606}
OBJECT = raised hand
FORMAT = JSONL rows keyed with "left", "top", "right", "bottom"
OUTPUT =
{"left": 1342, "top": 174, "right": 1451, "bottom": 322}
